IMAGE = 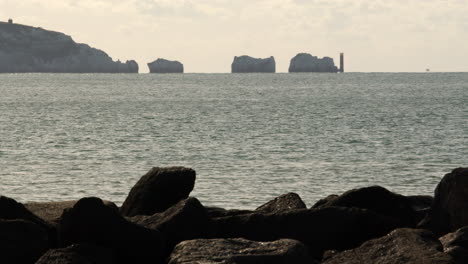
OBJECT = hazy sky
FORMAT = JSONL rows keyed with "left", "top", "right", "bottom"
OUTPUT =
{"left": 1, "top": 0, "right": 467, "bottom": 72}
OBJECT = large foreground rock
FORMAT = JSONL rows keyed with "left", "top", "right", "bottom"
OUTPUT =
{"left": 231, "top": 56, "right": 275, "bottom": 73}
{"left": 440, "top": 226, "right": 468, "bottom": 263}
{"left": 0, "top": 21, "right": 138, "bottom": 73}
{"left": 148, "top": 58, "right": 183, "bottom": 73}
{"left": 312, "top": 186, "right": 422, "bottom": 226}
{"left": 322, "top": 228, "right": 455, "bottom": 264}
{"left": 129, "top": 197, "right": 209, "bottom": 253}
{"left": 168, "top": 238, "right": 316, "bottom": 264}
{"left": 120, "top": 167, "right": 196, "bottom": 216}
{"left": 58, "top": 197, "right": 165, "bottom": 264}
{"left": 36, "top": 244, "right": 114, "bottom": 264}
{"left": 0, "top": 219, "right": 50, "bottom": 264}
{"left": 288, "top": 53, "right": 339, "bottom": 73}
{"left": 419, "top": 168, "right": 468, "bottom": 236}
{"left": 210, "top": 206, "right": 400, "bottom": 258}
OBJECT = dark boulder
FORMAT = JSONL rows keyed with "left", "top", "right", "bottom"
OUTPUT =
{"left": 0, "top": 195, "right": 56, "bottom": 246}
{"left": 419, "top": 168, "right": 468, "bottom": 236}
{"left": 205, "top": 207, "right": 253, "bottom": 218}
{"left": 120, "top": 167, "right": 196, "bottom": 217}
{"left": 256, "top": 192, "right": 307, "bottom": 214}
{"left": 312, "top": 186, "right": 421, "bottom": 226}
{"left": 0, "top": 219, "right": 50, "bottom": 264}
{"left": 58, "top": 197, "right": 165, "bottom": 264}
{"left": 129, "top": 197, "right": 209, "bottom": 253}
{"left": 25, "top": 200, "right": 118, "bottom": 224}
{"left": 167, "top": 238, "right": 316, "bottom": 264}
{"left": 440, "top": 226, "right": 468, "bottom": 263}
{"left": 210, "top": 206, "right": 400, "bottom": 258}
{"left": 36, "top": 244, "right": 114, "bottom": 264}
{"left": 322, "top": 228, "right": 455, "bottom": 264}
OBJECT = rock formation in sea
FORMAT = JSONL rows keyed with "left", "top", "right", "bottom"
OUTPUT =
{"left": 289, "top": 53, "right": 339, "bottom": 73}
{"left": 0, "top": 21, "right": 138, "bottom": 73}
{"left": 231, "top": 55, "right": 276, "bottom": 73}
{"left": 147, "top": 58, "right": 184, "bottom": 73}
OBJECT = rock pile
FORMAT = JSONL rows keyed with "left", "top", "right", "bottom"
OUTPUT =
{"left": 1, "top": 166, "right": 467, "bottom": 263}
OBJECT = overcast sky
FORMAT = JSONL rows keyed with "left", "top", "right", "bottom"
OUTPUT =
{"left": 1, "top": 0, "right": 467, "bottom": 72}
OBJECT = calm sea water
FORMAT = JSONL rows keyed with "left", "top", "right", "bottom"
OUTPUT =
{"left": 0, "top": 73, "right": 466, "bottom": 209}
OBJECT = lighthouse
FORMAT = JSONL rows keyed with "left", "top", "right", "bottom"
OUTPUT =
{"left": 339, "top": 53, "right": 344, "bottom": 73}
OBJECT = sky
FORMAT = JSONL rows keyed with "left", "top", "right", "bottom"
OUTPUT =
{"left": 1, "top": 0, "right": 467, "bottom": 73}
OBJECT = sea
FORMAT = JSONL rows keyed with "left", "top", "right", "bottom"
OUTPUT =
{"left": 0, "top": 73, "right": 466, "bottom": 209}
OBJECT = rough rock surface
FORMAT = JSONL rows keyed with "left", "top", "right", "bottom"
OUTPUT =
{"left": 419, "top": 168, "right": 468, "bottom": 236}
{"left": 210, "top": 206, "right": 400, "bottom": 258}
{"left": 0, "top": 219, "right": 50, "bottom": 264}
{"left": 120, "top": 167, "right": 196, "bottom": 217}
{"left": 148, "top": 58, "right": 183, "bottom": 73}
{"left": 36, "top": 244, "right": 114, "bottom": 264}
{"left": 129, "top": 197, "right": 209, "bottom": 253}
{"left": 0, "top": 22, "right": 138, "bottom": 73}
{"left": 25, "top": 200, "right": 118, "bottom": 224}
{"left": 312, "top": 185, "right": 421, "bottom": 226}
{"left": 231, "top": 56, "right": 275, "bottom": 73}
{"left": 167, "top": 238, "right": 316, "bottom": 264}
{"left": 440, "top": 226, "right": 468, "bottom": 263}
{"left": 58, "top": 197, "right": 164, "bottom": 264}
{"left": 256, "top": 192, "right": 307, "bottom": 213}
{"left": 322, "top": 228, "right": 455, "bottom": 264}
{"left": 205, "top": 207, "right": 253, "bottom": 218}
{"left": 288, "top": 53, "right": 339, "bottom": 73}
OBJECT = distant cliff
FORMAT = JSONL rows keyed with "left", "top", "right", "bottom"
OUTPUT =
{"left": 289, "top": 53, "right": 338, "bottom": 73}
{"left": 0, "top": 22, "right": 138, "bottom": 73}
{"left": 147, "top": 59, "right": 183, "bottom": 73}
{"left": 231, "top": 56, "right": 275, "bottom": 73}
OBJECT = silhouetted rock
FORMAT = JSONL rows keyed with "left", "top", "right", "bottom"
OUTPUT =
{"left": 148, "top": 58, "right": 183, "bottom": 73}
{"left": 312, "top": 186, "right": 421, "bottom": 227}
{"left": 419, "top": 168, "right": 468, "bottom": 236}
{"left": 205, "top": 207, "right": 253, "bottom": 218}
{"left": 36, "top": 244, "right": 114, "bottom": 264}
{"left": 210, "top": 207, "right": 400, "bottom": 258}
{"left": 168, "top": 238, "right": 316, "bottom": 264}
{"left": 25, "top": 200, "right": 118, "bottom": 224}
{"left": 58, "top": 197, "right": 164, "bottom": 264}
{"left": 322, "top": 228, "right": 454, "bottom": 264}
{"left": 120, "top": 167, "right": 196, "bottom": 217}
{"left": 0, "top": 196, "right": 56, "bottom": 246}
{"left": 129, "top": 197, "right": 209, "bottom": 253}
{"left": 231, "top": 56, "right": 275, "bottom": 73}
{"left": 0, "top": 22, "right": 138, "bottom": 73}
{"left": 256, "top": 193, "right": 307, "bottom": 214}
{"left": 288, "top": 53, "right": 339, "bottom": 73}
{"left": 0, "top": 219, "right": 49, "bottom": 264}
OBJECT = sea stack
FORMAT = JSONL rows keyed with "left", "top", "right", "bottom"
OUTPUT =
{"left": 0, "top": 21, "right": 138, "bottom": 73}
{"left": 147, "top": 58, "right": 184, "bottom": 73}
{"left": 288, "top": 53, "right": 339, "bottom": 73}
{"left": 231, "top": 56, "right": 275, "bottom": 73}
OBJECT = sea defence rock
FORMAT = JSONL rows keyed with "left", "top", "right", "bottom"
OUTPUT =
{"left": 0, "top": 21, "right": 138, "bottom": 73}
{"left": 312, "top": 186, "right": 423, "bottom": 227}
{"left": 419, "top": 168, "right": 468, "bottom": 236}
{"left": 120, "top": 167, "right": 196, "bottom": 217}
{"left": 36, "top": 244, "right": 114, "bottom": 264}
{"left": 58, "top": 197, "right": 165, "bottom": 264}
{"left": 231, "top": 55, "right": 275, "bottom": 73}
{"left": 168, "top": 238, "right": 316, "bottom": 264}
{"left": 288, "top": 53, "right": 339, "bottom": 73}
{"left": 322, "top": 228, "right": 455, "bottom": 264}
{"left": 256, "top": 192, "right": 307, "bottom": 214}
{"left": 148, "top": 58, "right": 183, "bottom": 73}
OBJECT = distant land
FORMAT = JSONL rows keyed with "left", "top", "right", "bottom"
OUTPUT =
{"left": 0, "top": 20, "right": 138, "bottom": 73}
{"left": 0, "top": 20, "right": 346, "bottom": 74}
